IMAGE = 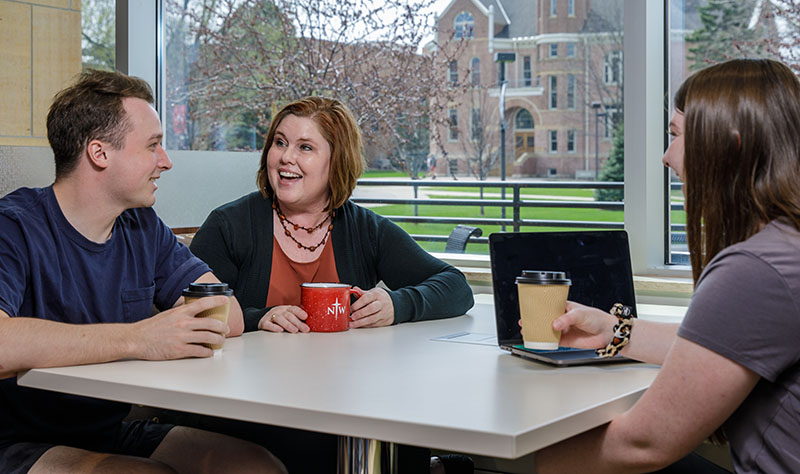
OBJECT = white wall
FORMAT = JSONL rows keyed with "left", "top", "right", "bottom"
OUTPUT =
{"left": 0, "top": 145, "right": 261, "bottom": 229}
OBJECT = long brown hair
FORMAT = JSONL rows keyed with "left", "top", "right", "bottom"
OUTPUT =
{"left": 676, "top": 59, "right": 800, "bottom": 283}
{"left": 256, "top": 97, "right": 364, "bottom": 211}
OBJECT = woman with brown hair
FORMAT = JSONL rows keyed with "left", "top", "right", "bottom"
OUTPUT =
{"left": 532, "top": 59, "right": 800, "bottom": 473}
{"left": 191, "top": 96, "right": 473, "bottom": 334}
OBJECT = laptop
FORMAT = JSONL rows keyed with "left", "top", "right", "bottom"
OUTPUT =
{"left": 489, "top": 230, "right": 637, "bottom": 366}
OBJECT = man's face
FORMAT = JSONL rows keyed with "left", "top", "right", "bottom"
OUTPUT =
{"left": 105, "top": 98, "right": 172, "bottom": 209}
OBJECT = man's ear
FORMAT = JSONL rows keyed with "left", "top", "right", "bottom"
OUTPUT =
{"left": 87, "top": 140, "right": 110, "bottom": 169}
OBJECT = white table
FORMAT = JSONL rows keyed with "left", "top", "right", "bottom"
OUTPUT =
{"left": 18, "top": 302, "right": 662, "bottom": 462}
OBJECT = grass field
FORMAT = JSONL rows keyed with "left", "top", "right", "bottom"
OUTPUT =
{"left": 358, "top": 171, "right": 685, "bottom": 254}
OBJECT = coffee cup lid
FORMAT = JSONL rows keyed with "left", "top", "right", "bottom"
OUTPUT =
{"left": 182, "top": 282, "right": 233, "bottom": 297}
{"left": 515, "top": 270, "right": 571, "bottom": 285}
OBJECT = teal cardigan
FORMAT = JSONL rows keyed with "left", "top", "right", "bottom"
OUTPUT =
{"left": 191, "top": 192, "right": 474, "bottom": 332}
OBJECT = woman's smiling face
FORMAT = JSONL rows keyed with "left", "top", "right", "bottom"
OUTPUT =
{"left": 267, "top": 114, "right": 332, "bottom": 211}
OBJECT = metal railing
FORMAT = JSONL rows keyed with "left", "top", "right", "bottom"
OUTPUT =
{"left": 352, "top": 179, "right": 627, "bottom": 246}
{"left": 352, "top": 179, "right": 687, "bottom": 262}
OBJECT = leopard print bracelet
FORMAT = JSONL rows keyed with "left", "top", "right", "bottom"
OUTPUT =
{"left": 595, "top": 303, "right": 636, "bottom": 358}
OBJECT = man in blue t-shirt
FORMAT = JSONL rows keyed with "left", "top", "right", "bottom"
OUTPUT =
{"left": 0, "top": 71, "right": 286, "bottom": 473}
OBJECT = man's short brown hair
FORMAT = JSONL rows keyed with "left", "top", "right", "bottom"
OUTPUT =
{"left": 47, "top": 69, "right": 153, "bottom": 178}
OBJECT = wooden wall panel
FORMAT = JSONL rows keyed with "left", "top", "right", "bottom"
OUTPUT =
{"left": 0, "top": 1, "right": 32, "bottom": 137}
{"left": 32, "top": 6, "right": 81, "bottom": 137}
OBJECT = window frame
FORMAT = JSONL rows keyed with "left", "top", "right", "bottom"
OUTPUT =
{"left": 567, "top": 129, "right": 576, "bottom": 152}
{"left": 449, "top": 60, "right": 459, "bottom": 85}
{"left": 566, "top": 74, "right": 575, "bottom": 109}
{"left": 550, "top": 0, "right": 557, "bottom": 17}
{"left": 604, "top": 50, "right": 623, "bottom": 85}
{"left": 523, "top": 56, "right": 532, "bottom": 87}
{"left": 566, "top": 43, "right": 576, "bottom": 57}
{"left": 454, "top": 11, "right": 475, "bottom": 39}
{"left": 549, "top": 130, "right": 558, "bottom": 153}
{"left": 471, "top": 57, "right": 481, "bottom": 86}
{"left": 568, "top": 0, "right": 575, "bottom": 17}
{"left": 549, "top": 75, "right": 557, "bottom": 109}
{"left": 128, "top": 0, "right": 684, "bottom": 278}
{"left": 549, "top": 43, "right": 558, "bottom": 58}
{"left": 470, "top": 108, "right": 481, "bottom": 141}
{"left": 448, "top": 108, "right": 459, "bottom": 142}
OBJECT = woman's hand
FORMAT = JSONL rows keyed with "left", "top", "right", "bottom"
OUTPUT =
{"left": 551, "top": 301, "right": 617, "bottom": 349}
{"left": 258, "top": 305, "right": 310, "bottom": 333}
{"left": 349, "top": 287, "right": 395, "bottom": 328}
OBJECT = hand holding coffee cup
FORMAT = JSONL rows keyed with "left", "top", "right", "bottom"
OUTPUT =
{"left": 182, "top": 283, "right": 233, "bottom": 352}
{"left": 301, "top": 283, "right": 364, "bottom": 332}
{"left": 516, "top": 270, "right": 571, "bottom": 350}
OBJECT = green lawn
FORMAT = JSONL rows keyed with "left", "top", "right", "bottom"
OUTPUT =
{"left": 356, "top": 176, "right": 683, "bottom": 254}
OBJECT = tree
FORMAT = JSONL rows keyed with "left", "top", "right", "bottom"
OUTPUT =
{"left": 81, "top": 0, "right": 115, "bottom": 71}
{"left": 459, "top": 87, "right": 499, "bottom": 181}
{"left": 594, "top": 122, "right": 624, "bottom": 202}
{"left": 173, "top": 0, "right": 469, "bottom": 176}
{"left": 686, "top": 0, "right": 763, "bottom": 70}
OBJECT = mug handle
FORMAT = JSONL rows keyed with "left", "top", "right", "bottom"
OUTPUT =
{"left": 349, "top": 287, "right": 364, "bottom": 299}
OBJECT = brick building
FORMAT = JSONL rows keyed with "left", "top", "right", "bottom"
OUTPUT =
{"left": 429, "top": 0, "right": 624, "bottom": 179}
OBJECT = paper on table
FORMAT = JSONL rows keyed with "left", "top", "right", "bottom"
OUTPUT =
{"left": 432, "top": 331, "right": 496, "bottom": 346}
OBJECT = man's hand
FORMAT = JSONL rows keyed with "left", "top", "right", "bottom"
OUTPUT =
{"left": 131, "top": 295, "right": 230, "bottom": 360}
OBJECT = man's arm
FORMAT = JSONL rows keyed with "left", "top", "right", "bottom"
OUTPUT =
{"left": 0, "top": 296, "right": 230, "bottom": 380}
{"left": 172, "top": 271, "right": 244, "bottom": 337}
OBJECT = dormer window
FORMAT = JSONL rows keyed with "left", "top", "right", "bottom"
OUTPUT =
{"left": 454, "top": 11, "right": 474, "bottom": 39}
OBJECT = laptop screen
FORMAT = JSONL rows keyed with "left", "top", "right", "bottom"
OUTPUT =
{"left": 489, "top": 231, "right": 637, "bottom": 348}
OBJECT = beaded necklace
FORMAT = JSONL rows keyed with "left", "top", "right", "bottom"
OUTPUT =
{"left": 272, "top": 201, "right": 334, "bottom": 252}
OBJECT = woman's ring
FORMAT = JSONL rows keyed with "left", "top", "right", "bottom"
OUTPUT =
{"left": 270, "top": 314, "right": 277, "bottom": 323}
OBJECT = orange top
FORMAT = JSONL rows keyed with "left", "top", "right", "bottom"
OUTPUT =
{"left": 266, "top": 236, "right": 339, "bottom": 307}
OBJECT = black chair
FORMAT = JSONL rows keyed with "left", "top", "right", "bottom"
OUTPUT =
{"left": 445, "top": 225, "right": 483, "bottom": 253}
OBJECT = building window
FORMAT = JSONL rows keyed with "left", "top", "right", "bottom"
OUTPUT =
{"left": 567, "top": 74, "right": 575, "bottom": 109}
{"left": 470, "top": 108, "right": 481, "bottom": 141}
{"left": 549, "top": 76, "right": 557, "bottom": 109}
{"left": 568, "top": 0, "right": 574, "bottom": 16}
{"left": 604, "top": 51, "right": 623, "bottom": 85}
{"left": 516, "top": 109, "right": 534, "bottom": 129}
{"left": 549, "top": 130, "right": 558, "bottom": 153}
{"left": 566, "top": 43, "right": 576, "bottom": 57}
{"left": 471, "top": 57, "right": 480, "bottom": 85}
{"left": 454, "top": 11, "right": 474, "bottom": 39}
{"left": 550, "top": 0, "right": 557, "bottom": 17}
{"left": 523, "top": 56, "right": 532, "bottom": 87}
{"left": 567, "top": 129, "right": 575, "bottom": 152}
{"left": 549, "top": 43, "right": 558, "bottom": 58}
{"left": 449, "top": 60, "right": 458, "bottom": 85}
{"left": 604, "top": 106, "right": 620, "bottom": 139}
{"left": 448, "top": 109, "right": 459, "bottom": 141}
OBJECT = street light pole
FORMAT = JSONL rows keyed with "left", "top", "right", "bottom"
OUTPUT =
{"left": 591, "top": 102, "right": 607, "bottom": 180}
{"left": 495, "top": 52, "right": 515, "bottom": 230}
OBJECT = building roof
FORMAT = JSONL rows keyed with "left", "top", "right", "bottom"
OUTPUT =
{"left": 491, "top": 0, "right": 537, "bottom": 38}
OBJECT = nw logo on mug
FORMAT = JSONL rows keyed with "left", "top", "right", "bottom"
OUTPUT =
{"left": 327, "top": 298, "right": 346, "bottom": 319}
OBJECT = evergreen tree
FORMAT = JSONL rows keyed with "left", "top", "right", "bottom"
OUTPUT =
{"left": 595, "top": 122, "right": 624, "bottom": 202}
{"left": 686, "top": 0, "right": 762, "bottom": 70}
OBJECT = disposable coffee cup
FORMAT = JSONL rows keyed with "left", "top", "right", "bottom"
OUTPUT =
{"left": 516, "top": 270, "right": 571, "bottom": 350}
{"left": 182, "top": 283, "right": 233, "bottom": 353}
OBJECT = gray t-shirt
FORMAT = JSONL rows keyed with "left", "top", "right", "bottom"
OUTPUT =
{"left": 678, "top": 219, "right": 800, "bottom": 473}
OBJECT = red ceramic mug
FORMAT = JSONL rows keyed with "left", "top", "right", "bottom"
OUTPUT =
{"left": 301, "top": 283, "right": 364, "bottom": 332}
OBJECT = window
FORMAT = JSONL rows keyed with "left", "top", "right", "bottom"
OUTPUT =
{"left": 515, "top": 109, "right": 534, "bottom": 129}
{"left": 604, "top": 51, "right": 623, "bottom": 85}
{"left": 449, "top": 60, "right": 458, "bottom": 85}
{"left": 523, "top": 56, "right": 532, "bottom": 86}
{"left": 567, "top": 130, "right": 576, "bottom": 152}
{"left": 603, "top": 106, "right": 620, "bottom": 139}
{"left": 471, "top": 57, "right": 480, "bottom": 86}
{"left": 567, "top": 43, "right": 576, "bottom": 57}
{"left": 454, "top": 11, "right": 474, "bottom": 39}
{"left": 550, "top": 0, "right": 557, "bottom": 17}
{"left": 470, "top": 108, "right": 481, "bottom": 141}
{"left": 549, "top": 130, "right": 558, "bottom": 153}
{"left": 448, "top": 109, "right": 459, "bottom": 141}
{"left": 550, "top": 43, "right": 558, "bottom": 58}
{"left": 567, "top": 74, "right": 575, "bottom": 109}
{"left": 82, "top": 0, "right": 116, "bottom": 71}
{"left": 568, "top": 0, "right": 575, "bottom": 16}
{"left": 549, "top": 76, "right": 557, "bottom": 109}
